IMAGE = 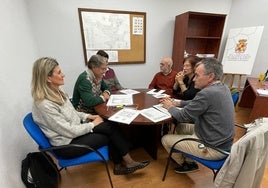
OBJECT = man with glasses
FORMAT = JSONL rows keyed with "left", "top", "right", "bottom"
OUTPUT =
{"left": 149, "top": 57, "right": 177, "bottom": 96}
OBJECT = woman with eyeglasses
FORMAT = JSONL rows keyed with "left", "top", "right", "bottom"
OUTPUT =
{"left": 173, "top": 55, "right": 201, "bottom": 100}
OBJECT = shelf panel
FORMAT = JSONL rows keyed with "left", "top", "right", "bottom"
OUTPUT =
{"left": 186, "top": 36, "right": 221, "bottom": 39}
{"left": 185, "top": 38, "right": 220, "bottom": 56}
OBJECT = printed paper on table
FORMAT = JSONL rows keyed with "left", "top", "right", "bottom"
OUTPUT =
{"left": 147, "top": 89, "right": 165, "bottom": 95}
{"left": 120, "top": 89, "right": 140, "bottom": 95}
{"left": 140, "top": 107, "right": 171, "bottom": 123}
{"left": 108, "top": 108, "right": 140, "bottom": 124}
{"left": 107, "top": 94, "right": 133, "bottom": 106}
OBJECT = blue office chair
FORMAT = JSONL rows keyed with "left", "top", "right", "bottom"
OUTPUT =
{"left": 23, "top": 113, "right": 113, "bottom": 188}
{"left": 162, "top": 124, "right": 246, "bottom": 181}
{"left": 230, "top": 87, "right": 239, "bottom": 105}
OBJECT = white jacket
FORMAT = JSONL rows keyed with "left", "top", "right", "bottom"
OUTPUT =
{"left": 214, "top": 118, "right": 268, "bottom": 188}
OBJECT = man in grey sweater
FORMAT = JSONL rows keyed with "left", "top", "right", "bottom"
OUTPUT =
{"left": 161, "top": 58, "right": 234, "bottom": 173}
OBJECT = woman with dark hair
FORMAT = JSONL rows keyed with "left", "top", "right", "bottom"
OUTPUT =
{"left": 97, "top": 50, "right": 124, "bottom": 91}
{"left": 173, "top": 55, "right": 201, "bottom": 100}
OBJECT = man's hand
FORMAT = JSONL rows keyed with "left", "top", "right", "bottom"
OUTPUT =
{"left": 160, "top": 97, "right": 174, "bottom": 110}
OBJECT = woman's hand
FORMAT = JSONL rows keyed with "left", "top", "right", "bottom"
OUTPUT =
{"left": 87, "top": 114, "right": 103, "bottom": 127}
{"left": 87, "top": 114, "right": 100, "bottom": 120}
{"left": 102, "top": 91, "right": 110, "bottom": 101}
{"left": 92, "top": 116, "right": 104, "bottom": 127}
{"left": 175, "top": 71, "right": 184, "bottom": 84}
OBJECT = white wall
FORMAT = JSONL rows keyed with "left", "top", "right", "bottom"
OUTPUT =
{"left": 0, "top": 0, "right": 233, "bottom": 187}
{"left": 26, "top": 0, "right": 232, "bottom": 95}
{"left": 0, "top": 0, "right": 38, "bottom": 187}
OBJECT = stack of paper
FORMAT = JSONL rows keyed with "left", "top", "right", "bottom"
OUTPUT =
{"left": 256, "top": 89, "right": 268, "bottom": 97}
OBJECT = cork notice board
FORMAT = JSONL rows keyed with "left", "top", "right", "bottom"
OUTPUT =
{"left": 78, "top": 8, "right": 146, "bottom": 65}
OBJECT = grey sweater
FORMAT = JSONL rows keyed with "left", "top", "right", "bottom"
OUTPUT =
{"left": 32, "top": 98, "right": 94, "bottom": 146}
{"left": 168, "top": 82, "right": 235, "bottom": 150}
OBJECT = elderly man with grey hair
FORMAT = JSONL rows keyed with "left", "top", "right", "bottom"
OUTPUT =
{"left": 149, "top": 57, "right": 177, "bottom": 96}
{"left": 161, "top": 58, "right": 235, "bottom": 174}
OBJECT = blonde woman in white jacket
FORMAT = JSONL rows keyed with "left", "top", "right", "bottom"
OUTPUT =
{"left": 31, "top": 57, "right": 150, "bottom": 175}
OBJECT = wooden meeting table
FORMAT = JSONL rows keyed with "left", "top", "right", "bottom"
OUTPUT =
{"left": 239, "top": 77, "right": 268, "bottom": 122}
{"left": 94, "top": 89, "right": 174, "bottom": 160}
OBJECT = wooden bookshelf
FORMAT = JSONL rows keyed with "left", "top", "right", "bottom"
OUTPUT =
{"left": 172, "top": 11, "right": 226, "bottom": 71}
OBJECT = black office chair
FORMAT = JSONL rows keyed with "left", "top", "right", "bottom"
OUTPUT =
{"left": 162, "top": 124, "right": 247, "bottom": 181}
{"left": 23, "top": 113, "right": 113, "bottom": 188}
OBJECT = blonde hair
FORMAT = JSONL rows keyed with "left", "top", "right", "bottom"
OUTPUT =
{"left": 31, "top": 57, "right": 67, "bottom": 105}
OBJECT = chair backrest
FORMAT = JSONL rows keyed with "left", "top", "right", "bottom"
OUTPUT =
{"left": 230, "top": 88, "right": 239, "bottom": 105}
{"left": 23, "top": 113, "right": 114, "bottom": 187}
{"left": 23, "top": 113, "right": 52, "bottom": 149}
{"left": 215, "top": 118, "right": 268, "bottom": 187}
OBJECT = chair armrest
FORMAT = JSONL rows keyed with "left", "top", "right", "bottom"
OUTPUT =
{"left": 235, "top": 123, "right": 247, "bottom": 130}
{"left": 39, "top": 144, "right": 107, "bottom": 161}
{"left": 171, "top": 138, "right": 230, "bottom": 156}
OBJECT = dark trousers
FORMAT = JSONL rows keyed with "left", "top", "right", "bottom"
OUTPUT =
{"left": 54, "top": 121, "right": 129, "bottom": 164}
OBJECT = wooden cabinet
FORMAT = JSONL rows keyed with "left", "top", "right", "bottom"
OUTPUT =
{"left": 172, "top": 11, "right": 226, "bottom": 71}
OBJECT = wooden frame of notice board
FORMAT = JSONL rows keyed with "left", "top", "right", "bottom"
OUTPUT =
{"left": 78, "top": 8, "right": 146, "bottom": 65}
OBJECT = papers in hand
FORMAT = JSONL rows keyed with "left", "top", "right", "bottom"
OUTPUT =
{"left": 140, "top": 107, "right": 171, "bottom": 123}
{"left": 107, "top": 94, "right": 133, "bottom": 106}
{"left": 108, "top": 108, "right": 140, "bottom": 124}
{"left": 256, "top": 89, "right": 268, "bottom": 97}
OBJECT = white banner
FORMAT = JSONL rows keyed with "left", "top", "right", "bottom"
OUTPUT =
{"left": 222, "top": 26, "right": 264, "bottom": 75}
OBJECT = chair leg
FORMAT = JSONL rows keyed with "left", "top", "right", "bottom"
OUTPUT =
{"left": 59, "top": 167, "right": 66, "bottom": 171}
{"left": 172, "top": 123, "right": 177, "bottom": 134}
{"left": 103, "top": 161, "right": 114, "bottom": 188}
{"left": 213, "top": 169, "right": 220, "bottom": 181}
{"left": 162, "top": 150, "right": 173, "bottom": 181}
